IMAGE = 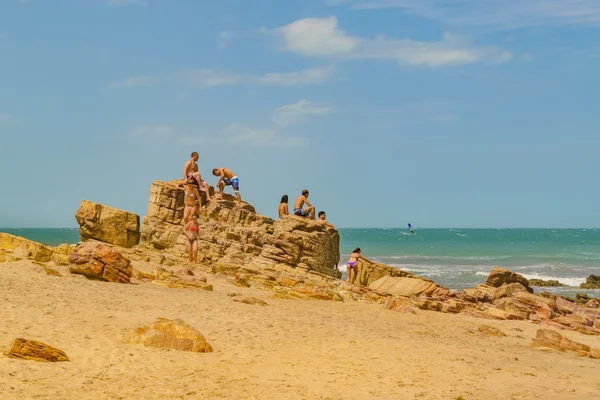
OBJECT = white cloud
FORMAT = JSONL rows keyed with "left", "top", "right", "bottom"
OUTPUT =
{"left": 108, "top": 75, "right": 155, "bottom": 88}
{"left": 180, "top": 123, "right": 305, "bottom": 149}
{"left": 180, "top": 66, "right": 334, "bottom": 87}
{"left": 272, "top": 100, "right": 335, "bottom": 126}
{"left": 328, "top": 0, "right": 600, "bottom": 29}
{"left": 275, "top": 17, "right": 510, "bottom": 67}
{"left": 0, "top": 114, "right": 12, "bottom": 123}
{"left": 134, "top": 124, "right": 173, "bottom": 137}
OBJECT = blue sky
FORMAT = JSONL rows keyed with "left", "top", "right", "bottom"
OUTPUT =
{"left": 1, "top": 0, "right": 599, "bottom": 228}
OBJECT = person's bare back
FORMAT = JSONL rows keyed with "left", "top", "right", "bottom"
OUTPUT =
{"left": 212, "top": 167, "right": 241, "bottom": 206}
{"left": 293, "top": 189, "right": 315, "bottom": 219}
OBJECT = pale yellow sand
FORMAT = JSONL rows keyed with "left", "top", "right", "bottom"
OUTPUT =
{"left": 1, "top": 260, "right": 600, "bottom": 400}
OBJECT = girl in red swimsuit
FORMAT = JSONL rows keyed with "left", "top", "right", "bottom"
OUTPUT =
{"left": 184, "top": 214, "right": 200, "bottom": 263}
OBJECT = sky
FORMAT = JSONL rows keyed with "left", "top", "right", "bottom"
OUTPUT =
{"left": 1, "top": 0, "right": 599, "bottom": 229}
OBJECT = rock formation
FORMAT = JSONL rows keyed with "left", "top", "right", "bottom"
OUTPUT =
{"left": 69, "top": 241, "right": 132, "bottom": 283}
{"left": 528, "top": 278, "right": 566, "bottom": 287}
{"left": 531, "top": 329, "right": 600, "bottom": 359}
{"left": 75, "top": 200, "right": 140, "bottom": 248}
{"left": 0, "top": 232, "right": 73, "bottom": 264}
{"left": 580, "top": 274, "right": 600, "bottom": 289}
{"left": 139, "top": 180, "right": 340, "bottom": 278}
{"left": 6, "top": 338, "right": 69, "bottom": 362}
{"left": 127, "top": 317, "right": 213, "bottom": 353}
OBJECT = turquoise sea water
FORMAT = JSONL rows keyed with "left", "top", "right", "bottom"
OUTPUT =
{"left": 340, "top": 228, "right": 600, "bottom": 297}
{"left": 2, "top": 228, "right": 599, "bottom": 297}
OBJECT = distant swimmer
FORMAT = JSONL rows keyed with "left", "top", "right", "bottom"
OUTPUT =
{"left": 293, "top": 189, "right": 315, "bottom": 219}
{"left": 278, "top": 195, "right": 289, "bottom": 218}
{"left": 213, "top": 167, "right": 241, "bottom": 207}
{"left": 316, "top": 211, "right": 334, "bottom": 228}
{"left": 183, "top": 152, "right": 211, "bottom": 201}
{"left": 346, "top": 247, "right": 362, "bottom": 283}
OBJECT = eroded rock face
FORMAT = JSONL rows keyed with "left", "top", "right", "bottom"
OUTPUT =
{"left": 349, "top": 258, "right": 415, "bottom": 287}
{"left": 127, "top": 318, "right": 213, "bottom": 353}
{"left": 368, "top": 276, "right": 441, "bottom": 297}
{"left": 7, "top": 338, "right": 69, "bottom": 362}
{"left": 581, "top": 275, "right": 600, "bottom": 289}
{"left": 1, "top": 233, "right": 54, "bottom": 262}
{"left": 139, "top": 180, "right": 341, "bottom": 279}
{"left": 76, "top": 200, "right": 140, "bottom": 248}
{"left": 485, "top": 267, "right": 533, "bottom": 293}
{"left": 69, "top": 242, "right": 132, "bottom": 283}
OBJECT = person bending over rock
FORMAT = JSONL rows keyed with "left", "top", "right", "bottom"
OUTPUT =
{"left": 346, "top": 248, "right": 362, "bottom": 283}
{"left": 316, "top": 211, "right": 334, "bottom": 228}
{"left": 293, "top": 190, "right": 315, "bottom": 219}
{"left": 212, "top": 167, "right": 241, "bottom": 207}
{"left": 278, "top": 195, "right": 289, "bottom": 218}
{"left": 183, "top": 214, "right": 200, "bottom": 263}
{"left": 183, "top": 152, "right": 211, "bottom": 201}
{"left": 183, "top": 182, "right": 202, "bottom": 224}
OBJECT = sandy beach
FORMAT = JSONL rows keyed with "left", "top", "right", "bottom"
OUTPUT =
{"left": 2, "top": 260, "right": 599, "bottom": 400}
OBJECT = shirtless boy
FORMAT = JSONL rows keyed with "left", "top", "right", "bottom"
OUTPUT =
{"left": 293, "top": 190, "right": 315, "bottom": 219}
{"left": 212, "top": 167, "right": 241, "bottom": 207}
{"left": 316, "top": 211, "right": 334, "bottom": 228}
{"left": 183, "top": 152, "right": 211, "bottom": 201}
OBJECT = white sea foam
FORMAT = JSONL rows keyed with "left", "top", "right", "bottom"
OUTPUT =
{"left": 520, "top": 273, "right": 585, "bottom": 287}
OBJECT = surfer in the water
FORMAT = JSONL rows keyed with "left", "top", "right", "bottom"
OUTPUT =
{"left": 408, "top": 223, "right": 415, "bottom": 235}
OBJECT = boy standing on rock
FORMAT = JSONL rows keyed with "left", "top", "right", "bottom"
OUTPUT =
{"left": 293, "top": 190, "right": 315, "bottom": 219}
{"left": 212, "top": 167, "right": 241, "bottom": 207}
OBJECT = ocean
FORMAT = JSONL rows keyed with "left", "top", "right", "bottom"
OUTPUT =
{"left": 2, "top": 227, "right": 599, "bottom": 297}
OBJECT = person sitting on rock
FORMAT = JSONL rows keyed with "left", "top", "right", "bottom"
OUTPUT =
{"left": 183, "top": 214, "right": 200, "bottom": 263}
{"left": 183, "top": 152, "right": 211, "bottom": 201}
{"left": 212, "top": 167, "right": 241, "bottom": 207}
{"left": 278, "top": 195, "right": 289, "bottom": 218}
{"left": 293, "top": 189, "right": 315, "bottom": 219}
{"left": 346, "top": 248, "right": 362, "bottom": 283}
{"left": 183, "top": 182, "right": 202, "bottom": 224}
{"left": 316, "top": 211, "right": 334, "bottom": 228}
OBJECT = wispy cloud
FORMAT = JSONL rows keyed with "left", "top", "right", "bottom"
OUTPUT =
{"left": 134, "top": 124, "right": 174, "bottom": 137}
{"left": 179, "top": 66, "right": 334, "bottom": 87}
{"left": 179, "top": 123, "right": 306, "bottom": 149}
{"left": 108, "top": 0, "right": 144, "bottom": 6}
{"left": 108, "top": 75, "right": 156, "bottom": 88}
{"left": 272, "top": 100, "right": 335, "bottom": 126}
{"left": 327, "top": 0, "right": 600, "bottom": 29}
{"left": 0, "top": 113, "right": 12, "bottom": 123}
{"left": 275, "top": 17, "right": 511, "bottom": 67}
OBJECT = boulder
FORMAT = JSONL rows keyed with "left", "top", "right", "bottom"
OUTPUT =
{"left": 485, "top": 267, "right": 533, "bottom": 293}
{"left": 0, "top": 232, "right": 54, "bottom": 262}
{"left": 349, "top": 257, "right": 417, "bottom": 287}
{"left": 127, "top": 318, "right": 213, "bottom": 353}
{"left": 69, "top": 242, "right": 132, "bottom": 283}
{"left": 6, "top": 338, "right": 69, "bottom": 362}
{"left": 531, "top": 329, "right": 590, "bottom": 353}
{"left": 234, "top": 297, "right": 268, "bottom": 306}
{"left": 580, "top": 275, "right": 600, "bottom": 289}
{"left": 75, "top": 200, "right": 140, "bottom": 248}
{"left": 368, "top": 276, "right": 440, "bottom": 297}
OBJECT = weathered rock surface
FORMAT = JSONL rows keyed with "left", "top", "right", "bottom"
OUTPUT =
{"left": 139, "top": 180, "right": 340, "bottom": 279}
{"left": 234, "top": 297, "right": 268, "bottom": 306}
{"left": 529, "top": 278, "right": 566, "bottom": 287}
{"left": 127, "top": 317, "right": 213, "bottom": 353}
{"left": 368, "top": 276, "right": 443, "bottom": 297}
{"left": 485, "top": 267, "right": 533, "bottom": 293}
{"left": 1, "top": 233, "right": 74, "bottom": 265}
{"left": 580, "top": 274, "right": 600, "bottom": 289}
{"left": 478, "top": 325, "right": 507, "bottom": 337}
{"left": 531, "top": 329, "right": 591, "bottom": 354}
{"left": 151, "top": 267, "right": 213, "bottom": 291}
{"left": 6, "top": 338, "right": 69, "bottom": 362}
{"left": 76, "top": 200, "right": 140, "bottom": 248}
{"left": 69, "top": 242, "right": 132, "bottom": 283}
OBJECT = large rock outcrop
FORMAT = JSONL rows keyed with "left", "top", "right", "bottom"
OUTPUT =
{"left": 75, "top": 200, "right": 140, "bottom": 248}
{"left": 0, "top": 233, "right": 73, "bottom": 264}
{"left": 140, "top": 180, "right": 341, "bottom": 278}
